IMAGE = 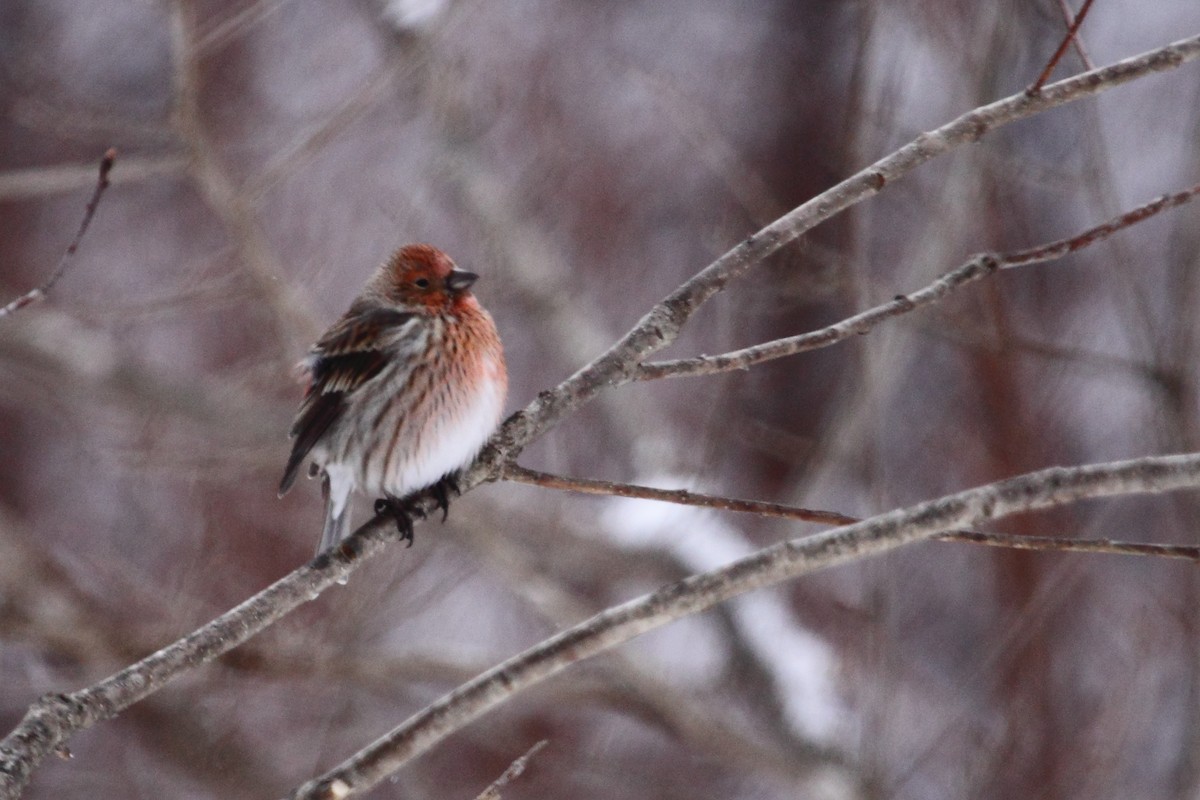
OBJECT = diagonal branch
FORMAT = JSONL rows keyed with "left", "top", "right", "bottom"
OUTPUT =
{"left": 636, "top": 182, "right": 1200, "bottom": 381}
{"left": 504, "top": 465, "right": 1200, "bottom": 562}
{"left": 469, "top": 32, "right": 1200, "bottom": 467}
{"left": 290, "top": 453, "right": 1200, "bottom": 799}
{"left": 473, "top": 740, "right": 547, "bottom": 800}
{"left": 0, "top": 149, "right": 116, "bottom": 319}
{"left": 1029, "top": 0, "right": 1096, "bottom": 94}
{"left": 504, "top": 464, "right": 854, "bottom": 526}
{"left": 0, "top": 515, "right": 400, "bottom": 798}
{"left": 1054, "top": 0, "right": 1095, "bottom": 70}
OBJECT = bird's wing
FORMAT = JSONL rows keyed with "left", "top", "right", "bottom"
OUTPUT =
{"left": 278, "top": 306, "right": 421, "bottom": 495}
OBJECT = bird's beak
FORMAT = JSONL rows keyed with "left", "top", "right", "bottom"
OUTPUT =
{"left": 446, "top": 269, "right": 479, "bottom": 292}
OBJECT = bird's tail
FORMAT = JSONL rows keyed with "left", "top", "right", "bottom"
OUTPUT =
{"left": 317, "top": 471, "right": 352, "bottom": 557}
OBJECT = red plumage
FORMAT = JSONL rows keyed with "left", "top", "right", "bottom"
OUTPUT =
{"left": 280, "top": 244, "right": 507, "bottom": 554}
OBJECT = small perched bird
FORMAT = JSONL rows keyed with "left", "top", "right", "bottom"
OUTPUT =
{"left": 279, "top": 244, "right": 507, "bottom": 555}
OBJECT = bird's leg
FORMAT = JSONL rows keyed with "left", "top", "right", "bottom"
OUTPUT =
{"left": 430, "top": 472, "right": 462, "bottom": 522}
{"left": 374, "top": 495, "right": 416, "bottom": 547}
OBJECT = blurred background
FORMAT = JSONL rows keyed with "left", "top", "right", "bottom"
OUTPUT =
{"left": 3, "top": 1, "right": 1200, "bottom": 798}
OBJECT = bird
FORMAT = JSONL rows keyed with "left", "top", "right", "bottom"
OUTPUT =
{"left": 279, "top": 243, "right": 507, "bottom": 556}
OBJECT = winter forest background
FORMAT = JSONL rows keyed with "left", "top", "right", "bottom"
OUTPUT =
{"left": 3, "top": 1, "right": 1200, "bottom": 798}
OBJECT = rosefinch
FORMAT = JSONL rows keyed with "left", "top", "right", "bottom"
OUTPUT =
{"left": 279, "top": 244, "right": 507, "bottom": 555}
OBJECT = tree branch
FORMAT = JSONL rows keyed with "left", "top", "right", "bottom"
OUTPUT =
{"left": 504, "top": 464, "right": 855, "bottom": 526}
{"left": 290, "top": 453, "right": 1200, "bottom": 798}
{"left": 1054, "top": 0, "right": 1095, "bottom": 71}
{"left": 473, "top": 740, "right": 547, "bottom": 800}
{"left": 1029, "top": 0, "right": 1096, "bottom": 94}
{"left": 504, "top": 465, "right": 1200, "bottom": 562}
{"left": 0, "top": 149, "right": 116, "bottom": 319}
{"left": 636, "top": 181, "right": 1200, "bottom": 380}
{"left": 0, "top": 515, "right": 403, "bottom": 798}
{"left": 467, "top": 31, "right": 1200, "bottom": 461}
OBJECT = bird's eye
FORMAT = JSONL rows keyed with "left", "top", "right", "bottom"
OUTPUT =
{"left": 413, "top": 278, "right": 431, "bottom": 289}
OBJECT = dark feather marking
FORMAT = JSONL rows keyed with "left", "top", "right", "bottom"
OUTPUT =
{"left": 278, "top": 306, "right": 419, "bottom": 495}
{"left": 314, "top": 350, "right": 390, "bottom": 395}
{"left": 318, "top": 307, "right": 415, "bottom": 357}
{"left": 279, "top": 393, "right": 343, "bottom": 494}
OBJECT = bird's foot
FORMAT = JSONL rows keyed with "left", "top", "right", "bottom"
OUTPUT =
{"left": 430, "top": 473, "right": 462, "bottom": 522}
{"left": 374, "top": 495, "right": 417, "bottom": 547}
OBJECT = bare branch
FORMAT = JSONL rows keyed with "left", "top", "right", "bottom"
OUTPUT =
{"left": 0, "top": 149, "right": 116, "bottom": 319}
{"left": 474, "top": 740, "right": 547, "bottom": 800}
{"left": 1055, "top": 0, "right": 1095, "bottom": 70}
{"left": 290, "top": 453, "right": 1200, "bottom": 798}
{"left": 937, "top": 528, "right": 1200, "bottom": 561}
{"left": 637, "top": 182, "right": 1200, "bottom": 381}
{"left": 0, "top": 514, "right": 402, "bottom": 799}
{"left": 505, "top": 465, "right": 1200, "bottom": 562}
{"left": 1005, "top": 182, "right": 1200, "bottom": 265}
{"left": 1029, "top": 0, "right": 1096, "bottom": 94}
{"left": 453, "top": 504, "right": 848, "bottom": 780}
{"left": 505, "top": 464, "right": 855, "bottom": 527}
{"left": 469, "top": 33, "right": 1200, "bottom": 464}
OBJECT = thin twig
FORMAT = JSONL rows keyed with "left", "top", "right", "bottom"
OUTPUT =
{"left": 474, "top": 740, "right": 548, "bottom": 800}
{"left": 505, "top": 464, "right": 856, "bottom": 526}
{"left": 290, "top": 453, "right": 1200, "bottom": 799}
{"left": 1005, "top": 182, "right": 1200, "bottom": 264}
{"left": 636, "top": 182, "right": 1200, "bottom": 381}
{"left": 937, "top": 528, "right": 1200, "bottom": 560}
{"left": 1029, "top": 0, "right": 1096, "bottom": 94}
{"left": 0, "top": 149, "right": 116, "bottom": 319}
{"left": 504, "top": 465, "right": 1200, "bottom": 562}
{"left": 1056, "top": 0, "right": 1095, "bottom": 70}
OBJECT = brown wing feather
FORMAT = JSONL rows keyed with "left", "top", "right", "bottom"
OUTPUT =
{"left": 315, "top": 306, "right": 414, "bottom": 357}
{"left": 278, "top": 306, "right": 417, "bottom": 495}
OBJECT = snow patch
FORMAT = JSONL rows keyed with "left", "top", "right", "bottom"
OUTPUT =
{"left": 600, "top": 478, "right": 843, "bottom": 740}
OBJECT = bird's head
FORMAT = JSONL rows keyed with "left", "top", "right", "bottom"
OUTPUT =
{"left": 373, "top": 243, "right": 480, "bottom": 312}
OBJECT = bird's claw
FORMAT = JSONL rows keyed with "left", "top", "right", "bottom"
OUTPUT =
{"left": 430, "top": 473, "right": 461, "bottom": 522}
{"left": 374, "top": 496, "right": 415, "bottom": 547}
{"left": 373, "top": 474, "right": 461, "bottom": 543}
